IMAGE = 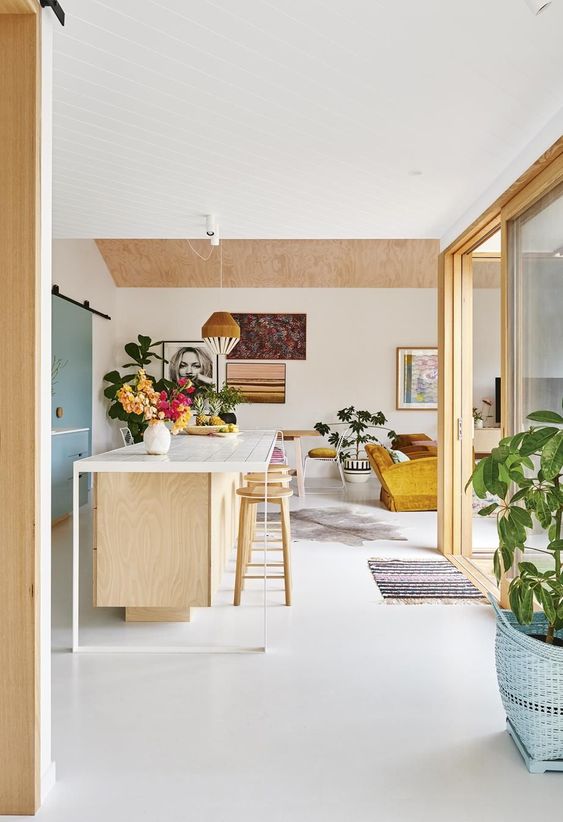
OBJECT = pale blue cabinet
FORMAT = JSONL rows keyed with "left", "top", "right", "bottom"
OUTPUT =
{"left": 52, "top": 430, "right": 90, "bottom": 521}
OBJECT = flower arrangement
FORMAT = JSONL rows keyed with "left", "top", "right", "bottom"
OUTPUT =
{"left": 117, "top": 369, "right": 195, "bottom": 434}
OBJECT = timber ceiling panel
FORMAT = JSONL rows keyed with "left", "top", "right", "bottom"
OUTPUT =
{"left": 95, "top": 238, "right": 439, "bottom": 287}
{"left": 52, "top": 0, "right": 563, "bottom": 239}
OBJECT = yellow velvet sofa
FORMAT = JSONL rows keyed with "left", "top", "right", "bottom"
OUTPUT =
{"left": 364, "top": 444, "right": 437, "bottom": 512}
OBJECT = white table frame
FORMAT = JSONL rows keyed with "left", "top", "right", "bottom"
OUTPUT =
{"left": 72, "top": 430, "right": 277, "bottom": 654}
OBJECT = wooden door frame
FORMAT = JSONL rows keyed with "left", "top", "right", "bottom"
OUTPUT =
{"left": 438, "top": 138, "right": 563, "bottom": 556}
{"left": 0, "top": 0, "right": 42, "bottom": 815}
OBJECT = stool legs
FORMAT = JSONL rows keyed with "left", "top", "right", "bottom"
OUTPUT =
{"left": 233, "top": 497, "right": 292, "bottom": 606}
{"left": 280, "top": 497, "right": 292, "bottom": 606}
{"left": 234, "top": 499, "right": 251, "bottom": 606}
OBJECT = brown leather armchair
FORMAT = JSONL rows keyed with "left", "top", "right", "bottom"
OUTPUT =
{"left": 391, "top": 433, "right": 437, "bottom": 460}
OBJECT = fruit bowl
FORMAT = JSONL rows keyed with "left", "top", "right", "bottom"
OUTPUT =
{"left": 184, "top": 425, "right": 222, "bottom": 436}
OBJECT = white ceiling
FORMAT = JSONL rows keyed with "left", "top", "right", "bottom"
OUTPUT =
{"left": 52, "top": 0, "right": 563, "bottom": 239}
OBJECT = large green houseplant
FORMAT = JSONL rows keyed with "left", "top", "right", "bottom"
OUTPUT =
{"left": 468, "top": 403, "right": 563, "bottom": 644}
{"left": 468, "top": 402, "right": 563, "bottom": 769}
{"left": 315, "top": 407, "right": 395, "bottom": 483}
{"left": 103, "top": 335, "right": 168, "bottom": 442}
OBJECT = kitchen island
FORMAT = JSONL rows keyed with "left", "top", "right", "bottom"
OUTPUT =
{"left": 72, "top": 430, "right": 277, "bottom": 652}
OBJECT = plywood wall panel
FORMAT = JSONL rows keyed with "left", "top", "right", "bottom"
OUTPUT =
{"left": 0, "top": 10, "right": 40, "bottom": 815}
{"left": 96, "top": 238, "right": 439, "bottom": 288}
{"left": 473, "top": 258, "right": 501, "bottom": 288}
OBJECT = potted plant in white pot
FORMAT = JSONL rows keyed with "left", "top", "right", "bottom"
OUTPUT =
{"left": 315, "top": 407, "right": 395, "bottom": 483}
{"left": 467, "top": 401, "right": 563, "bottom": 771}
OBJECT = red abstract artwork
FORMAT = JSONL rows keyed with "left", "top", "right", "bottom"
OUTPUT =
{"left": 227, "top": 313, "right": 307, "bottom": 360}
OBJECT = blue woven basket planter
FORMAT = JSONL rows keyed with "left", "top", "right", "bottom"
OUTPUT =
{"left": 490, "top": 596, "right": 563, "bottom": 771}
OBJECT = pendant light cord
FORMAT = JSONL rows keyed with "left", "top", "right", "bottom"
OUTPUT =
{"left": 186, "top": 239, "right": 223, "bottom": 288}
{"left": 187, "top": 238, "right": 215, "bottom": 262}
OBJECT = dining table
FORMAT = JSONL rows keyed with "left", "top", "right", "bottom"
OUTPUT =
{"left": 280, "top": 429, "right": 321, "bottom": 497}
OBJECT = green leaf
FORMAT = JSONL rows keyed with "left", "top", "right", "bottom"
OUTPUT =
{"left": 137, "top": 334, "right": 151, "bottom": 348}
{"left": 478, "top": 503, "right": 498, "bottom": 517}
{"left": 539, "top": 587, "right": 557, "bottom": 624}
{"left": 469, "top": 458, "right": 487, "bottom": 498}
{"left": 103, "top": 370, "right": 123, "bottom": 383}
{"left": 518, "top": 561, "right": 539, "bottom": 576}
{"left": 520, "top": 586, "right": 534, "bottom": 623}
{"left": 124, "top": 342, "right": 142, "bottom": 362}
{"left": 520, "top": 427, "right": 558, "bottom": 457}
{"left": 510, "top": 506, "right": 533, "bottom": 529}
{"left": 548, "top": 539, "right": 563, "bottom": 551}
{"left": 541, "top": 431, "right": 563, "bottom": 480}
{"left": 527, "top": 410, "right": 563, "bottom": 424}
{"left": 493, "top": 551, "right": 502, "bottom": 582}
{"left": 491, "top": 445, "right": 511, "bottom": 463}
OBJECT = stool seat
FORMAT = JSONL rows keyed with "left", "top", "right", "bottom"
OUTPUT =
{"left": 265, "top": 463, "right": 290, "bottom": 473}
{"left": 244, "top": 472, "right": 292, "bottom": 485}
{"left": 236, "top": 485, "right": 293, "bottom": 500}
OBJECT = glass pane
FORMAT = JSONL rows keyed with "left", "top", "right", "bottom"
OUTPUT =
{"left": 509, "top": 180, "right": 563, "bottom": 432}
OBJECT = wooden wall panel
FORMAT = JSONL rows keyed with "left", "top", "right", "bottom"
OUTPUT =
{"left": 0, "top": 1, "right": 39, "bottom": 12}
{"left": 473, "top": 257, "right": 500, "bottom": 288}
{"left": 95, "top": 238, "right": 440, "bottom": 288}
{"left": 96, "top": 473, "right": 210, "bottom": 608}
{"left": 0, "top": 9, "right": 40, "bottom": 815}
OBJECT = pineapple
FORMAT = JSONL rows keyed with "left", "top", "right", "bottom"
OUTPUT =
{"left": 193, "top": 394, "right": 209, "bottom": 426}
{"left": 207, "top": 396, "right": 224, "bottom": 427}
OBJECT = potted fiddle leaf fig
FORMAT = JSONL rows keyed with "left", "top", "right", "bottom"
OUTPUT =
{"left": 467, "top": 401, "right": 563, "bottom": 768}
{"left": 103, "top": 335, "right": 167, "bottom": 443}
{"left": 315, "top": 407, "right": 395, "bottom": 483}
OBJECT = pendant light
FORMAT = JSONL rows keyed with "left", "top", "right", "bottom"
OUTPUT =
{"left": 202, "top": 311, "right": 240, "bottom": 355}
{"left": 196, "top": 217, "right": 240, "bottom": 356}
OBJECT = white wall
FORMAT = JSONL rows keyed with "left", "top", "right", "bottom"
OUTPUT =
{"left": 52, "top": 240, "right": 117, "bottom": 454}
{"left": 49, "top": 256, "right": 500, "bottom": 463}
{"left": 114, "top": 288, "right": 440, "bottom": 461}
{"left": 473, "top": 289, "right": 501, "bottom": 421}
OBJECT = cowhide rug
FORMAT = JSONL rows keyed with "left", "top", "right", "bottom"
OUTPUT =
{"left": 259, "top": 507, "right": 406, "bottom": 547}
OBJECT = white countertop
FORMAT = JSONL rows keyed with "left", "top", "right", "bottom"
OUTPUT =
{"left": 74, "top": 430, "right": 277, "bottom": 474}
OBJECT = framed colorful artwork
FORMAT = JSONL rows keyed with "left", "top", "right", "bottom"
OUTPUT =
{"left": 227, "top": 313, "right": 306, "bottom": 360}
{"left": 396, "top": 347, "right": 438, "bottom": 410}
{"left": 226, "top": 362, "right": 286, "bottom": 404}
{"left": 161, "top": 341, "right": 218, "bottom": 391}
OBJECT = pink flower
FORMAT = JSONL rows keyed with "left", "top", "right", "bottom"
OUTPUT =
{"left": 178, "top": 377, "right": 187, "bottom": 387}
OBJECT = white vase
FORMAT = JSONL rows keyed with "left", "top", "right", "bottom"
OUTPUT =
{"left": 143, "top": 421, "right": 171, "bottom": 455}
{"left": 474, "top": 418, "right": 484, "bottom": 429}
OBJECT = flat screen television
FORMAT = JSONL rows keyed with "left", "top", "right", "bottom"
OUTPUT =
{"left": 495, "top": 377, "right": 501, "bottom": 424}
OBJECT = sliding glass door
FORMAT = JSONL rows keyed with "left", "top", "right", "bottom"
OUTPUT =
{"left": 507, "top": 179, "right": 563, "bottom": 434}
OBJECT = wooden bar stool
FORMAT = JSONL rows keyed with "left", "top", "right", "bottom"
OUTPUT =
{"left": 243, "top": 473, "right": 290, "bottom": 546}
{"left": 264, "top": 463, "right": 291, "bottom": 474}
{"left": 234, "top": 484, "right": 292, "bottom": 607}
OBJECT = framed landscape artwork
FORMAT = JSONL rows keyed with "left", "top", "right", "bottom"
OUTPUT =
{"left": 161, "top": 341, "right": 217, "bottom": 391}
{"left": 227, "top": 313, "right": 306, "bottom": 360}
{"left": 396, "top": 347, "right": 438, "bottom": 410}
{"left": 226, "top": 362, "right": 286, "bottom": 403}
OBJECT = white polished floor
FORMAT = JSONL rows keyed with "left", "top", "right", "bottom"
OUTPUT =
{"left": 23, "top": 479, "right": 562, "bottom": 820}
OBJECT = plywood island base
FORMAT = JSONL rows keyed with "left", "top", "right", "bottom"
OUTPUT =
{"left": 94, "top": 472, "right": 239, "bottom": 621}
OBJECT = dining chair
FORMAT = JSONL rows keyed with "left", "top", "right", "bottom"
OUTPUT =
{"left": 119, "top": 427, "right": 134, "bottom": 447}
{"left": 302, "top": 430, "right": 347, "bottom": 490}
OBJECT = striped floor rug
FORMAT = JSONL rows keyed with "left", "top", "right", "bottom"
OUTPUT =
{"left": 368, "top": 558, "right": 486, "bottom": 604}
